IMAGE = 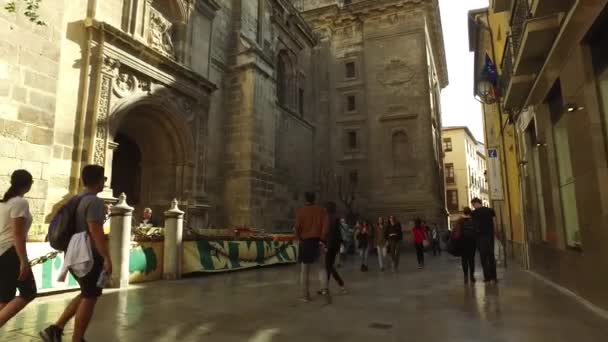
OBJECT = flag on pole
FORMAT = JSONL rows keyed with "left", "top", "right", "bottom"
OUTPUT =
{"left": 481, "top": 53, "right": 499, "bottom": 97}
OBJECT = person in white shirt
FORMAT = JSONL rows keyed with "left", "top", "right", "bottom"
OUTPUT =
{"left": 0, "top": 170, "right": 36, "bottom": 327}
{"left": 139, "top": 207, "right": 159, "bottom": 228}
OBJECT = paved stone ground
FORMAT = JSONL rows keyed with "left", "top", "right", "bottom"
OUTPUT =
{"left": 2, "top": 252, "right": 607, "bottom": 341}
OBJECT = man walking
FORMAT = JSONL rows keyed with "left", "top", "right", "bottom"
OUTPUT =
{"left": 295, "top": 192, "right": 327, "bottom": 302}
{"left": 40, "top": 165, "right": 112, "bottom": 341}
{"left": 471, "top": 198, "right": 498, "bottom": 283}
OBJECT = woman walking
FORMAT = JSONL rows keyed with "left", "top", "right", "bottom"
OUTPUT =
{"left": 0, "top": 170, "right": 36, "bottom": 327}
{"left": 320, "top": 202, "right": 346, "bottom": 295}
{"left": 454, "top": 207, "right": 477, "bottom": 284}
{"left": 375, "top": 217, "right": 388, "bottom": 271}
{"left": 356, "top": 220, "right": 372, "bottom": 272}
{"left": 412, "top": 218, "right": 429, "bottom": 269}
{"left": 386, "top": 216, "right": 403, "bottom": 271}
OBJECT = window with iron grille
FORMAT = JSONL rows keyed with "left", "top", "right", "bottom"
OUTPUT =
{"left": 447, "top": 190, "right": 459, "bottom": 211}
{"left": 443, "top": 138, "right": 452, "bottom": 152}
{"left": 445, "top": 163, "right": 455, "bottom": 184}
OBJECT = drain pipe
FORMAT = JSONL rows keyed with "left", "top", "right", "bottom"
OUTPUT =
{"left": 71, "top": 0, "right": 98, "bottom": 193}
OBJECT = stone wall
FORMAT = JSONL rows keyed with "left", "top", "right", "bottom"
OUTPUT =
{"left": 305, "top": 0, "right": 448, "bottom": 227}
{"left": 0, "top": 1, "right": 66, "bottom": 236}
{"left": 219, "top": 0, "right": 318, "bottom": 230}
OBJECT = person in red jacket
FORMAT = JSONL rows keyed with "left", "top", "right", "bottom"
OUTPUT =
{"left": 411, "top": 218, "right": 429, "bottom": 269}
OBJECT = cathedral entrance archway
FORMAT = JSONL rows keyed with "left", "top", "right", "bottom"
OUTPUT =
{"left": 109, "top": 102, "right": 195, "bottom": 223}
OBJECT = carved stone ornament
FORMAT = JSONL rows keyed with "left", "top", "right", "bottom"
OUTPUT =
{"left": 377, "top": 59, "right": 416, "bottom": 107}
{"left": 149, "top": 10, "right": 175, "bottom": 57}
{"left": 112, "top": 67, "right": 153, "bottom": 98}
{"left": 102, "top": 56, "right": 121, "bottom": 75}
{"left": 113, "top": 72, "right": 138, "bottom": 98}
{"left": 94, "top": 139, "right": 106, "bottom": 166}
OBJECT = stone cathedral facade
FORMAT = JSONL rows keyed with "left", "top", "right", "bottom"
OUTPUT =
{"left": 0, "top": 0, "right": 448, "bottom": 236}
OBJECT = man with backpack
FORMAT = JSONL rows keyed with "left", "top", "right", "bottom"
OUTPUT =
{"left": 40, "top": 165, "right": 112, "bottom": 342}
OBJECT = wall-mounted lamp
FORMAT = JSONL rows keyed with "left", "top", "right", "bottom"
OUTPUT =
{"left": 477, "top": 80, "right": 497, "bottom": 105}
{"left": 565, "top": 103, "right": 584, "bottom": 113}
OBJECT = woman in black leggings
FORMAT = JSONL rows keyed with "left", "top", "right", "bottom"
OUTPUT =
{"left": 455, "top": 207, "right": 476, "bottom": 284}
{"left": 0, "top": 170, "right": 36, "bottom": 327}
{"left": 319, "top": 201, "right": 346, "bottom": 295}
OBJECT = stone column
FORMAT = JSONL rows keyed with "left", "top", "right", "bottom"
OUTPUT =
{"left": 109, "top": 193, "right": 134, "bottom": 288}
{"left": 163, "top": 199, "right": 184, "bottom": 280}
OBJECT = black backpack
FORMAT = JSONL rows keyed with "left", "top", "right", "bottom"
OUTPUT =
{"left": 47, "top": 194, "right": 94, "bottom": 251}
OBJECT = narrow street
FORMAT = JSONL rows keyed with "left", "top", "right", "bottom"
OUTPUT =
{"left": 2, "top": 253, "right": 607, "bottom": 342}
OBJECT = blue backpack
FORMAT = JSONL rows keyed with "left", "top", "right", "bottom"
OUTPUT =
{"left": 47, "top": 194, "right": 94, "bottom": 251}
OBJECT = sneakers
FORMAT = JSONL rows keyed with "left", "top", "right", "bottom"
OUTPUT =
{"left": 39, "top": 325, "right": 63, "bottom": 342}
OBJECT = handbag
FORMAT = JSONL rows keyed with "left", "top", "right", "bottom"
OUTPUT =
{"left": 422, "top": 239, "right": 430, "bottom": 248}
{"left": 446, "top": 237, "right": 462, "bottom": 257}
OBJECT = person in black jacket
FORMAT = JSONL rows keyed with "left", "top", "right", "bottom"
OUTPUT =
{"left": 386, "top": 216, "right": 403, "bottom": 272}
{"left": 320, "top": 202, "right": 346, "bottom": 296}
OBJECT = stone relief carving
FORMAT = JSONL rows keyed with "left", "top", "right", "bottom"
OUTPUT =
{"left": 112, "top": 68, "right": 152, "bottom": 98}
{"left": 377, "top": 59, "right": 416, "bottom": 113}
{"left": 113, "top": 73, "right": 137, "bottom": 98}
{"left": 149, "top": 10, "right": 175, "bottom": 57}
{"left": 93, "top": 75, "right": 112, "bottom": 166}
{"left": 97, "top": 77, "right": 111, "bottom": 140}
{"left": 102, "top": 56, "right": 121, "bottom": 76}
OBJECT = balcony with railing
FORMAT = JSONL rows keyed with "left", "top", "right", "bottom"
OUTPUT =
{"left": 500, "top": 0, "right": 562, "bottom": 111}
{"left": 530, "top": 0, "right": 575, "bottom": 17}
{"left": 491, "top": 0, "right": 512, "bottom": 13}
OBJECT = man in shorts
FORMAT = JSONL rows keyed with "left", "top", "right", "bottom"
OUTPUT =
{"left": 295, "top": 192, "right": 328, "bottom": 302}
{"left": 40, "top": 165, "right": 112, "bottom": 342}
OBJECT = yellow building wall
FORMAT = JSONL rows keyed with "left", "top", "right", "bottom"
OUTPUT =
{"left": 479, "top": 8, "right": 526, "bottom": 253}
{"left": 443, "top": 129, "right": 469, "bottom": 213}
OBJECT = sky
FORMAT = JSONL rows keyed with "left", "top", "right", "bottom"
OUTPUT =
{"left": 438, "top": 0, "right": 490, "bottom": 143}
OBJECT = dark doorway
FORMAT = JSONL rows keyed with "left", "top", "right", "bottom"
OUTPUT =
{"left": 112, "top": 132, "right": 142, "bottom": 206}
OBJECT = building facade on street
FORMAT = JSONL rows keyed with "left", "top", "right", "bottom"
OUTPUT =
{"left": 301, "top": 0, "right": 449, "bottom": 227}
{"left": 469, "top": 0, "right": 608, "bottom": 311}
{"left": 442, "top": 126, "right": 489, "bottom": 220}
{"left": 0, "top": 0, "right": 449, "bottom": 236}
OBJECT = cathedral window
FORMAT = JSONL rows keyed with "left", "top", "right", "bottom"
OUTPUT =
{"left": 345, "top": 62, "right": 356, "bottom": 79}
{"left": 346, "top": 95, "right": 357, "bottom": 112}
{"left": 298, "top": 88, "right": 304, "bottom": 115}
{"left": 277, "top": 51, "right": 294, "bottom": 108}
{"left": 348, "top": 131, "right": 358, "bottom": 150}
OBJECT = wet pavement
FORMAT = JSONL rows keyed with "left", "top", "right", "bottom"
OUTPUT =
{"left": 1, "top": 252, "right": 607, "bottom": 341}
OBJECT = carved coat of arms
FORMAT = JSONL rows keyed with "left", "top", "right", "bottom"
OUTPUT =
{"left": 377, "top": 59, "right": 416, "bottom": 109}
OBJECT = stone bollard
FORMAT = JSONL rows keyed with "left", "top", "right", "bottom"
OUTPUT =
{"left": 109, "top": 193, "right": 134, "bottom": 288}
{"left": 163, "top": 199, "right": 185, "bottom": 280}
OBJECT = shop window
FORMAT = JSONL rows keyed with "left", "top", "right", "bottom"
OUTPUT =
{"left": 590, "top": 9, "right": 608, "bottom": 163}
{"left": 548, "top": 82, "right": 581, "bottom": 248}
